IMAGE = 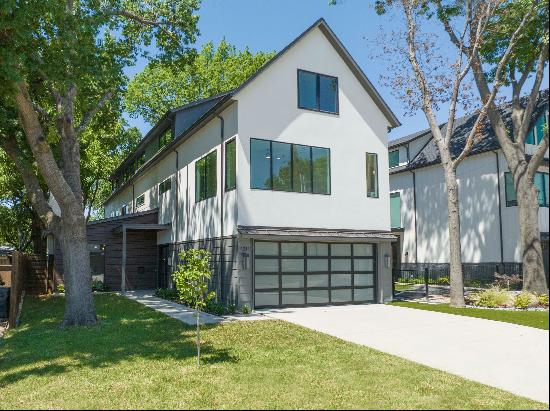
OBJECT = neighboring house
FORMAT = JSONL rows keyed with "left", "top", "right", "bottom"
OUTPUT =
{"left": 52, "top": 19, "right": 401, "bottom": 309}
{"left": 389, "top": 91, "right": 549, "bottom": 278}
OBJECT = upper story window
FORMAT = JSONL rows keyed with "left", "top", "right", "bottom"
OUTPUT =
{"left": 390, "top": 192, "right": 402, "bottom": 228}
{"left": 250, "top": 138, "right": 330, "bottom": 195}
{"left": 525, "top": 113, "right": 547, "bottom": 145}
{"left": 159, "top": 177, "right": 172, "bottom": 195}
{"left": 120, "top": 205, "right": 128, "bottom": 216}
{"left": 389, "top": 150, "right": 400, "bottom": 168}
{"left": 365, "top": 153, "right": 379, "bottom": 198}
{"left": 159, "top": 128, "right": 173, "bottom": 149}
{"left": 196, "top": 150, "right": 217, "bottom": 202}
{"left": 135, "top": 194, "right": 145, "bottom": 208}
{"left": 297, "top": 69, "right": 339, "bottom": 114}
{"left": 225, "top": 139, "right": 236, "bottom": 191}
{"left": 505, "top": 171, "right": 549, "bottom": 207}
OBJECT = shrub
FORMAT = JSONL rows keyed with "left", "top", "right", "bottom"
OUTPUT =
{"left": 493, "top": 273, "right": 522, "bottom": 290}
{"left": 204, "top": 299, "right": 225, "bottom": 316}
{"left": 92, "top": 280, "right": 106, "bottom": 292}
{"left": 241, "top": 304, "right": 251, "bottom": 315}
{"left": 154, "top": 288, "right": 179, "bottom": 301}
{"left": 474, "top": 287, "right": 512, "bottom": 308}
{"left": 227, "top": 304, "right": 237, "bottom": 315}
{"left": 56, "top": 283, "right": 65, "bottom": 293}
{"left": 537, "top": 293, "right": 549, "bottom": 307}
{"left": 514, "top": 292, "right": 537, "bottom": 310}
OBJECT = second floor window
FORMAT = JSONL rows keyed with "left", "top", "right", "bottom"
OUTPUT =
{"left": 389, "top": 150, "right": 400, "bottom": 168}
{"left": 135, "top": 194, "right": 145, "bottom": 208}
{"left": 159, "top": 177, "right": 172, "bottom": 195}
{"left": 298, "top": 69, "right": 338, "bottom": 114}
{"left": 390, "top": 192, "right": 402, "bottom": 229}
{"left": 250, "top": 138, "right": 330, "bottom": 195}
{"left": 505, "top": 171, "right": 549, "bottom": 207}
{"left": 366, "top": 153, "right": 379, "bottom": 198}
{"left": 225, "top": 139, "right": 236, "bottom": 191}
{"left": 196, "top": 151, "right": 217, "bottom": 202}
{"left": 525, "top": 113, "right": 547, "bottom": 145}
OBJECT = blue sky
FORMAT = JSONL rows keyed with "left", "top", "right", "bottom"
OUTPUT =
{"left": 123, "top": 0, "right": 547, "bottom": 141}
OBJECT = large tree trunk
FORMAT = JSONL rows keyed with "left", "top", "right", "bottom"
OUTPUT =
{"left": 59, "top": 212, "right": 96, "bottom": 327}
{"left": 444, "top": 168, "right": 466, "bottom": 307}
{"left": 515, "top": 173, "right": 548, "bottom": 293}
{"left": 30, "top": 210, "right": 47, "bottom": 256}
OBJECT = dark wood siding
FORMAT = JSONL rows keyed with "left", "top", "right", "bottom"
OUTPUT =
{"left": 54, "top": 210, "right": 160, "bottom": 291}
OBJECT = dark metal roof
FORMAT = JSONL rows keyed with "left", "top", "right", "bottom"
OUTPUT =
{"left": 388, "top": 127, "right": 432, "bottom": 149}
{"left": 393, "top": 90, "right": 549, "bottom": 173}
{"left": 238, "top": 225, "right": 397, "bottom": 240}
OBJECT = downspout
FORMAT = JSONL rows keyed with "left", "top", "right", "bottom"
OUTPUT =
{"left": 217, "top": 115, "right": 225, "bottom": 303}
{"left": 132, "top": 184, "right": 135, "bottom": 213}
{"left": 494, "top": 151, "right": 504, "bottom": 264}
{"left": 174, "top": 149, "right": 179, "bottom": 245}
{"left": 410, "top": 170, "right": 418, "bottom": 263}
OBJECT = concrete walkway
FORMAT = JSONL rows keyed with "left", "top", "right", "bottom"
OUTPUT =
{"left": 262, "top": 304, "right": 549, "bottom": 404}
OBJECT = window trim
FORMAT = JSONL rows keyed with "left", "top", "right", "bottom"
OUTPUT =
{"left": 195, "top": 150, "right": 217, "bottom": 203}
{"left": 225, "top": 138, "right": 237, "bottom": 192}
{"left": 297, "top": 69, "right": 339, "bottom": 115}
{"left": 365, "top": 152, "right": 379, "bottom": 198}
{"left": 250, "top": 138, "right": 331, "bottom": 195}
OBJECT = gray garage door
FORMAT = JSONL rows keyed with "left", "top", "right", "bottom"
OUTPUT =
{"left": 254, "top": 241, "right": 377, "bottom": 308}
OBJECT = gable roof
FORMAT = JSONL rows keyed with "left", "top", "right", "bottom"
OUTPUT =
{"left": 105, "top": 18, "right": 399, "bottom": 204}
{"left": 391, "top": 89, "right": 549, "bottom": 174}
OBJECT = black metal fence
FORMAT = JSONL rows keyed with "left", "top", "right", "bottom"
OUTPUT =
{"left": 392, "top": 262, "right": 524, "bottom": 299}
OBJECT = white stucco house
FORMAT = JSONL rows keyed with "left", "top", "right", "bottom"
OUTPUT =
{"left": 96, "top": 18, "right": 400, "bottom": 309}
{"left": 389, "top": 91, "right": 549, "bottom": 279}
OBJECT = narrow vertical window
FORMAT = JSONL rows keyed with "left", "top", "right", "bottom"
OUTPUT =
{"left": 505, "top": 172, "right": 517, "bottom": 206}
{"left": 292, "top": 145, "right": 312, "bottom": 193}
{"left": 366, "top": 153, "right": 379, "bottom": 198}
{"left": 195, "top": 151, "right": 217, "bottom": 202}
{"left": 390, "top": 192, "right": 402, "bottom": 228}
{"left": 271, "top": 142, "right": 292, "bottom": 191}
{"left": 225, "top": 139, "right": 236, "bottom": 191}
{"left": 534, "top": 172, "right": 549, "bottom": 207}
{"left": 311, "top": 147, "right": 330, "bottom": 194}
{"left": 251, "top": 139, "right": 272, "bottom": 190}
{"left": 389, "top": 150, "right": 400, "bottom": 168}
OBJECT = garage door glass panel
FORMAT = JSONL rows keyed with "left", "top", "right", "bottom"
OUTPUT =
{"left": 331, "top": 244, "right": 351, "bottom": 256}
{"left": 354, "top": 259, "right": 374, "bottom": 272}
{"left": 255, "top": 275, "right": 279, "bottom": 289}
{"left": 307, "top": 274, "right": 328, "bottom": 287}
{"left": 332, "top": 289, "right": 352, "bottom": 302}
{"left": 354, "top": 288, "right": 374, "bottom": 302}
{"left": 307, "top": 243, "right": 328, "bottom": 256}
{"left": 354, "top": 274, "right": 374, "bottom": 286}
{"left": 282, "top": 275, "right": 304, "bottom": 288}
{"left": 307, "top": 259, "right": 328, "bottom": 272}
{"left": 256, "top": 242, "right": 279, "bottom": 255}
{"left": 255, "top": 259, "right": 279, "bottom": 272}
{"left": 255, "top": 292, "right": 279, "bottom": 306}
{"left": 282, "top": 291, "right": 305, "bottom": 305}
{"left": 308, "top": 289, "right": 329, "bottom": 304}
{"left": 281, "top": 242, "right": 304, "bottom": 256}
{"left": 353, "top": 244, "right": 373, "bottom": 256}
{"left": 282, "top": 259, "right": 304, "bottom": 272}
{"left": 331, "top": 259, "right": 351, "bottom": 271}
{"left": 331, "top": 274, "right": 351, "bottom": 287}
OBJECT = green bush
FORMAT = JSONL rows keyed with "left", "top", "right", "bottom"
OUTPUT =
{"left": 474, "top": 287, "right": 513, "bottom": 308}
{"left": 538, "top": 294, "right": 549, "bottom": 307}
{"left": 514, "top": 292, "right": 537, "bottom": 310}
{"left": 56, "top": 283, "right": 65, "bottom": 293}
{"left": 92, "top": 280, "right": 106, "bottom": 292}
{"left": 241, "top": 304, "right": 251, "bottom": 315}
{"left": 227, "top": 304, "right": 237, "bottom": 315}
{"left": 154, "top": 288, "right": 179, "bottom": 301}
{"left": 204, "top": 299, "right": 225, "bottom": 316}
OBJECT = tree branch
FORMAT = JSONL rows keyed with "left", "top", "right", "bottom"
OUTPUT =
{"left": 76, "top": 91, "right": 113, "bottom": 135}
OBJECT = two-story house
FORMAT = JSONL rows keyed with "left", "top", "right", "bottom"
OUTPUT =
{"left": 51, "top": 19, "right": 400, "bottom": 309}
{"left": 389, "top": 91, "right": 549, "bottom": 278}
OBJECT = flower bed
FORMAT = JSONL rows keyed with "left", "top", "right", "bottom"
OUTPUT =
{"left": 465, "top": 287, "right": 548, "bottom": 311}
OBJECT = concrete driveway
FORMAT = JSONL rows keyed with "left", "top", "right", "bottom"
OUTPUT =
{"left": 262, "top": 304, "right": 549, "bottom": 404}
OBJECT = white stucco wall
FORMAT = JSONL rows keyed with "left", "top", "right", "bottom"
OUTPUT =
{"left": 235, "top": 26, "right": 392, "bottom": 232}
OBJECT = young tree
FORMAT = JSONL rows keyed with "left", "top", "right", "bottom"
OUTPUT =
{"left": 432, "top": 0, "right": 549, "bottom": 293}
{"left": 172, "top": 248, "right": 214, "bottom": 366}
{"left": 0, "top": 0, "right": 200, "bottom": 326}
{"left": 126, "top": 40, "right": 275, "bottom": 124}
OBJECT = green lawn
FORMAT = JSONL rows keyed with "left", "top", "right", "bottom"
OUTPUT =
{"left": 390, "top": 301, "right": 549, "bottom": 330}
{"left": 0, "top": 295, "right": 546, "bottom": 410}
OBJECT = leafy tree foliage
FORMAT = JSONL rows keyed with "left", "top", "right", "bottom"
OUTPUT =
{"left": 126, "top": 40, "right": 275, "bottom": 124}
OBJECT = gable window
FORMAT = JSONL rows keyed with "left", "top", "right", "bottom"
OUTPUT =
{"left": 390, "top": 192, "right": 402, "bottom": 228}
{"left": 505, "top": 171, "right": 549, "bottom": 207}
{"left": 159, "top": 177, "right": 172, "bottom": 195}
{"left": 225, "top": 139, "right": 237, "bottom": 191}
{"left": 366, "top": 153, "right": 379, "bottom": 198}
{"left": 135, "top": 194, "right": 145, "bottom": 208}
{"left": 525, "top": 114, "right": 547, "bottom": 145}
{"left": 297, "top": 69, "right": 338, "bottom": 114}
{"left": 389, "top": 150, "right": 400, "bottom": 168}
{"left": 250, "top": 138, "right": 330, "bottom": 194}
{"left": 196, "top": 151, "right": 217, "bottom": 202}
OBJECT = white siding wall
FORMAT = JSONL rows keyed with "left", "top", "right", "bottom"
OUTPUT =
{"left": 235, "top": 27, "right": 392, "bottom": 232}
{"left": 104, "top": 186, "right": 133, "bottom": 217}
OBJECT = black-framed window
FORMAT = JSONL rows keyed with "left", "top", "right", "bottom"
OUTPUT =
{"left": 505, "top": 171, "right": 549, "bottom": 207}
{"left": 225, "top": 139, "right": 236, "bottom": 191}
{"left": 159, "top": 128, "right": 172, "bottom": 149}
{"left": 250, "top": 138, "right": 330, "bottom": 195}
{"left": 159, "top": 177, "right": 172, "bottom": 195}
{"left": 366, "top": 153, "right": 379, "bottom": 198}
{"left": 195, "top": 151, "right": 217, "bottom": 202}
{"left": 135, "top": 194, "right": 145, "bottom": 208}
{"left": 297, "top": 69, "right": 339, "bottom": 114}
{"left": 389, "top": 150, "right": 400, "bottom": 168}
